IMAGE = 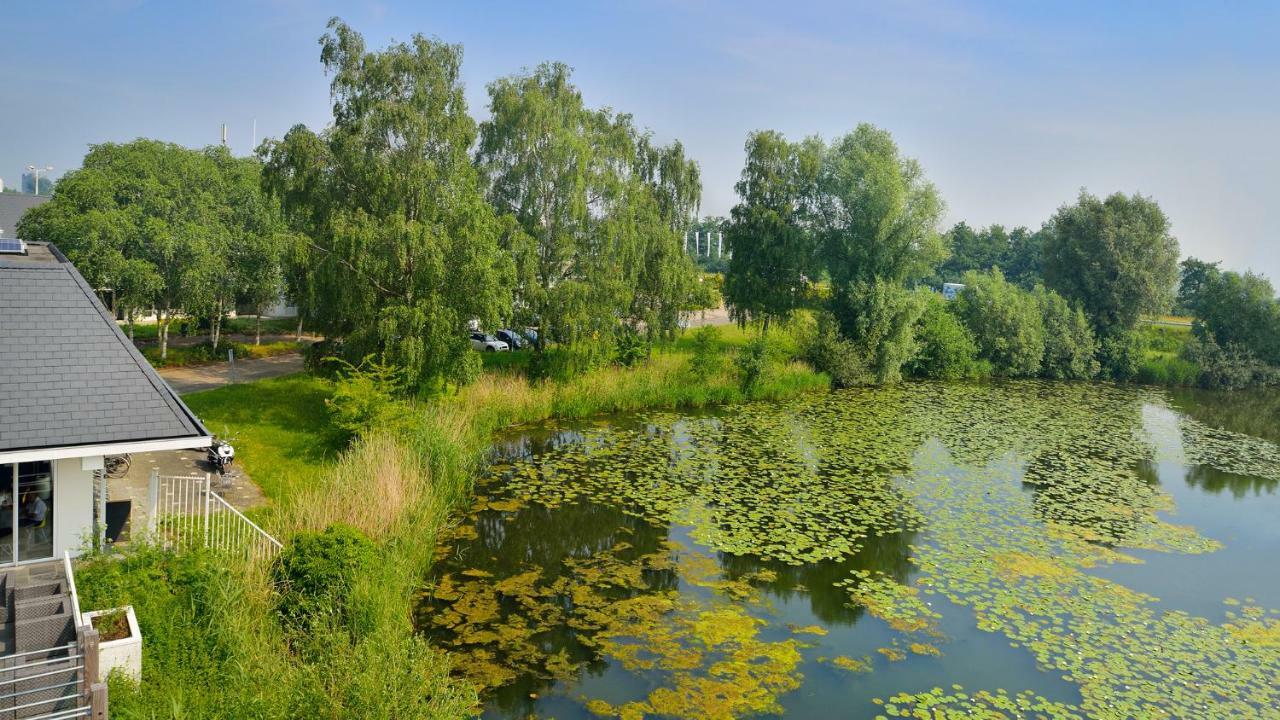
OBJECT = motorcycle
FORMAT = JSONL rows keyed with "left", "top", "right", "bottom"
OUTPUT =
{"left": 207, "top": 439, "right": 235, "bottom": 475}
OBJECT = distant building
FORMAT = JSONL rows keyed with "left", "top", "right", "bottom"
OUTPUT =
{"left": 942, "top": 282, "right": 965, "bottom": 301}
{"left": 0, "top": 193, "right": 50, "bottom": 238}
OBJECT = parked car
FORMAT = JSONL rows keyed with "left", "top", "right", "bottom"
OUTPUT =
{"left": 522, "top": 327, "right": 540, "bottom": 347}
{"left": 470, "top": 332, "right": 509, "bottom": 352}
{"left": 495, "top": 329, "right": 526, "bottom": 350}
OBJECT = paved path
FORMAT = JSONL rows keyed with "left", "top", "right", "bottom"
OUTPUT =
{"left": 687, "top": 305, "right": 732, "bottom": 328}
{"left": 159, "top": 352, "right": 305, "bottom": 394}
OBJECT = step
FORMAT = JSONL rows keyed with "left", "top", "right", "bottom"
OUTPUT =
{"left": 13, "top": 615, "right": 74, "bottom": 654}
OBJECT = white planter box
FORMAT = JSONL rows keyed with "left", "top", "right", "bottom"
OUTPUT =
{"left": 83, "top": 606, "right": 142, "bottom": 682}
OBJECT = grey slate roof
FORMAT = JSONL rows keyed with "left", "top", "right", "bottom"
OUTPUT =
{"left": 0, "top": 242, "right": 209, "bottom": 454}
{"left": 0, "top": 194, "right": 50, "bottom": 240}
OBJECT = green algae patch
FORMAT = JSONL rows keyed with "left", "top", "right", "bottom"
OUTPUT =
{"left": 421, "top": 380, "right": 1280, "bottom": 717}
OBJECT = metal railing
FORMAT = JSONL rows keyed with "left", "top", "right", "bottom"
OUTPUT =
{"left": 0, "top": 556, "right": 104, "bottom": 719}
{"left": 147, "top": 472, "right": 282, "bottom": 564}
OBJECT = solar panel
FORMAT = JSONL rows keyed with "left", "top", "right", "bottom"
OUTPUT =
{"left": 0, "top": 238, "right": 27, "bottom": 254}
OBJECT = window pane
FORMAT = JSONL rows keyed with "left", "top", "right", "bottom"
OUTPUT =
{"left": 0, "top": 465, "right": 12, "bottom": 564}
{"left": 17, "top": 461, "right": 52, "bottom": 561}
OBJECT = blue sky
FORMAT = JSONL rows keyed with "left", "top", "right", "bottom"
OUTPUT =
{"left": 2, "top": 1, "right": 1277, "bottom": 282}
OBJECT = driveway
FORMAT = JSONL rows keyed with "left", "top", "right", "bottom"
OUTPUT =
{"left": 159, "top": 352, "right": 305, "bottom": 394}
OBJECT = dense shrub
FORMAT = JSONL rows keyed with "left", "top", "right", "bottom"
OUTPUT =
{"left": 687, "top": 326, "right": 722, "bottom": 381}
{"left": 326, "top": 358, "right": 408, "bottom": 441}
{"left": 735, "top": 335, "right": 771, "bottom": 394}
{"left": 614, "top": 327, "right": 648, "bottom": 367}
{"left": 1184, "top": 337, "right": 1280, "bottom": 390}
{"left": 1098, "top": 330, "right": 1143, "bottom": 381}
{"left": 908, "top": 300, "right": 979, "bottom": 380}
{"left": 830, "top": 279, "right": 926, "bottom": 384}
{"left": 803, "top": 311, "right": 871, "bottom": 387}
{"left": 273, "top": 524, "right": 377, "bottom": 639}
{"left": 1192, "top": 270, "right": 1280, "bottom": 365}
{"left": 953, "top": 270, "right": 1045, "bottom": 377}
{"left": 1035, "top": 287, "right": 1098, "bottom": 380}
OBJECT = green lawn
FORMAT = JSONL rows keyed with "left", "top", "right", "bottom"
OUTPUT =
{"left": 182, "top": 374, "right": 343, "bottom": 502}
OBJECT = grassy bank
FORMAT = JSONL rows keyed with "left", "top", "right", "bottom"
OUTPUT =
{"left": 74, "top": 326, "right": 828, "bottom": 718}
{"left": 141, "top": 339, "right": 304, "bottom": 368}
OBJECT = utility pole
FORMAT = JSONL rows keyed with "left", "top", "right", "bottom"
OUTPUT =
{"left": 221, "top": 123, "right": 228, "bottom": 147}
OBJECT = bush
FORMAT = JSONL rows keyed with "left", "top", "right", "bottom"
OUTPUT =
{"left": 735, "top": 335, "right": 770, "bottom": 394}
{"left": 908, "top": 300, "right": 979, "bottom": 380}
{"left": 830, "top": 279, "right": 926, "bottom": 384}
{"left": 953, "top": 270, "right": 1045, "bottom": 377}
{"left": 1036, "top": 287, "right": 1098, "bottom": 380}
{"left": 803, "top": 311, "right": 871, "bottom": 387}
{"left": 1184, "top": 337, "right": 1280, "bottom": 390}
{"left": 305, "top": 338, "right": 347, "bottom": 377}
{"left": 327, "top": 358, "right": 408, "bottom": 441}
{"left": 1098, "top": 331, "right": 1142, "bottom": 381}
{"left": 688, "top": 326, "right": 722, "bottom": 381}
{"left": 614, "top": 327, "right": 648, "bottom": 367}
{"left": 273, "top": 524, "right": 377, "bottom": 639}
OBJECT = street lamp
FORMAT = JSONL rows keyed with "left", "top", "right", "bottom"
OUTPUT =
{"left": 26, "top": 165, "right": 52, "bottom": 195}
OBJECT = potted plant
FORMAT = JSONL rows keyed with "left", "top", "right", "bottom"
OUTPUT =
{"left": 83, "top": 606, "right": 142, "bottom": 681}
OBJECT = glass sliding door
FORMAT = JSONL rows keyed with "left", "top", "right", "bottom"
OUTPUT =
{"left": 17, "top": 461, "right": 54, "bottom": 562}
{"left": 0, "top": 464, "right": 12, "bottom": 564}
{"left": 0, "top": 461, "right": 54, "bottom": 564}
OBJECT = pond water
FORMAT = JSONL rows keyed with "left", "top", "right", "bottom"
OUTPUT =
{"left": 417, "top": 381, "right": 1280, "bottom": 718}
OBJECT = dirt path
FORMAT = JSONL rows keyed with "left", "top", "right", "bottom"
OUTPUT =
{"left": 160, "top": 352, "right": 305, "bottom": 394}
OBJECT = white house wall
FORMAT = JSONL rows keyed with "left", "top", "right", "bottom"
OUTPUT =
{"left": 54, "top": 457, "right": 95, "bottom": 558}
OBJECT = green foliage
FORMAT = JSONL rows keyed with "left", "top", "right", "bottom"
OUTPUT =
{"left": 1183, "top": 337, "right": 1280, "bottom": 390}
{"left": 1176, "top": 257, "right": 1221, "bottom": 316}
{"left": 802, "top": 311, "right": 871, "bottom": 387}
{"left": 1136, "top": 354, "right": 1200, "bottom": 386}
{"left": 273, "top": 524, "right": 377, "bottom": 638}
{"left": 687, "top": 326, "right": 722, "bottom": 381}
{"left": 735, "top": 335, "right": 771, "bottom": 394}
{"left": 935, "top": 223, "right": 1044, "bottom": 289}
{"left": 908, "top": 299, "right": 979, "bottom": 380}
{"left": 326, "top": 358, "right": 409, "bottom": 441}
{"left": 723, "top": 131, "right": 822, "bottom": 329}
{"left": 830, "top": 279, "right": 927, "bottom": 384}
{"left": 1035, "top": 287, "right": 1099, "bottom": 380}
{"left": 261, "top": 20, "right": 511, "bottom": 393}
{"left": 1098, "top": 330, "right": 1143, "bottom": 381}
{"left": 818, "top": 124, "right": 946, "bottom": 287}
{"left": 1192, "top": 269, "right": 1280, "bottom": 366}
{"left": 953, "top": 270, "right": 1045, "bottom": 377}
{"left": 17, "top": 139, "right": 285, "bottom": 360}
{"left": 1042, "top": 190, "right": 1180, "bottom": 337}
{"left": 614, "top": 327, "right": 648, "bottom": 368}
{"left": 527, "top": 342, "right": 611, "bottom": 383}
{"left": 478, "top": 62, "right": 698, "bottom": 345}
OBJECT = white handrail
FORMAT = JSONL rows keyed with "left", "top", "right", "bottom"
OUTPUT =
{"left": 63, "top": 551, "right": 84, "bottom": 629}
{"left": 208, "top": 492, "right": 283, "bottom": 550}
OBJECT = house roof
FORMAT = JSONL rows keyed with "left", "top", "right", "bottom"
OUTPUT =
{"left": 0, "top": 242, "right": 210, "bottom": 455}
{"left": 0, "top": 194, "right": 50, "bottom": 240}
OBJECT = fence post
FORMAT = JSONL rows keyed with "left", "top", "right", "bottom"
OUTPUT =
{"left": 204, "top": 473, "right": 212, "bottom": 550}
{"left": 147, "top": 468, "right": 159, "bottom": 535}
{"left": 82, "top": 626, "right": 100, "bottom": 690}
{"left": 90, "top": 682, "right": 108, "bottom": 720}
